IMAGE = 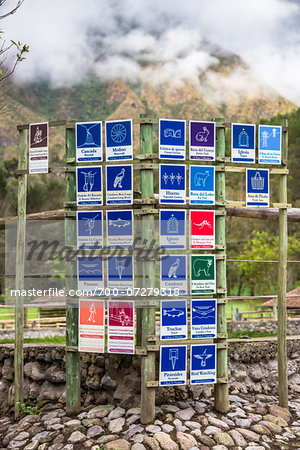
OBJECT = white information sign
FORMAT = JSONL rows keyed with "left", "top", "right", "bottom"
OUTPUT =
{"left": 76, "top": 166, "right": 103, "bottom": 206}
{"left": 190, "top": 210, "right": 215, "bottom": 249}
{"left": 107, "top": 256, "right": 134, "bottom": 295}
{"left": 106, "top": 165, "right": 133, "bottom": 205}
{"left": 189, "top": 165, "right": 215, "bottom": 205}
{"left": 105, "top": 119, "right": 133, "bottom": 161}
{"left": 160, "top": 255, "right": 187, "bottom": 295}
{"left": 258, "top": 125, "right": 281, "bottom": 164}
{"left": 159, "top": 210, "right": 186, "bottom": 249}
{"left": 189, "top": 121, "right": 215, "bottom": 161}
{"left": 29, "top": 122, "right": 49, "bottom": 174}
{"left": 190, "top": 255, "right": 216, "bottom": 294}
{"left": 159, "top": 345, "right": 187, "bottom": 386}
{"left": 246, "top": 169, "right": 269, "bottom": 207}
{"left": 231, "top": 123, "right": 256, "bottom": 163}
{"left": 106, "top": 210, "right": 133, "bottom": 248}
{"left": 76, "top": 121, "right": 103, "bottom": 162}
{"left": 159, "top": 164, "right": 186, "bottom": 204}
{"left": 191, "top": 299, "right": 217, "bottom": 339}
{"left": 108, "top": 300, "right": 135, "bottom": 354}
{"left": 190, "top": 344, "right": 217, "bottom": 384}
{"left": 78, "top": 299, "right": 105, "bottom": 353}
{"left": 77, "top": 211, "right": 103, "bottom": 249}
{"left": 77, "top": 257, "right": 104, "bottom": 294}
{"left": 160, "top": 300, "right": 187, "bottom": 340}
{"left": 159, "top": 119, "right": 186, "bottom": 159}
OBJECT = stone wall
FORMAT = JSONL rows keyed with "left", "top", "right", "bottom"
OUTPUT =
{"left": 0, "top": 340, "right": 300, "bottom": 414}
{"left": 228, "top": 318, "right": 300, "bottom": 335}
{"left": 0, "top": 328, "right": 66, "bottom": 340}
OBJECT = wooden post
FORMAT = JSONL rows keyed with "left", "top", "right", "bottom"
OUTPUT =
{"left": 14, "top": 129, "right": 28, "bottom": 417}
{"left": 273, "top": 297, "right": 278, "bottom": 321}
{"left": 277, "top": 119, "right": 288, "bottom": 408}
{"left": 215, "top": 118, "right": 229, "bottom": 413}
{"left": 231, "top": 301, "right": 235, "bottom": 322}
{"left": 24, "top": 307, "right": 28, "bottom": 328}
{"left": 140, "top": 114, "right": 156, "bottom": 425}
{"left": 65, "top": 123, "right": 81, "bottom": 414}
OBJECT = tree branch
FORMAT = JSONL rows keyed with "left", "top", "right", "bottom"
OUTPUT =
{"left": 0, "top": 0, "right": 24, "bottom": 20}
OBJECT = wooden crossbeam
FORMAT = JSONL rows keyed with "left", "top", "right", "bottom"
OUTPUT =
{"left": 2, "top": 206, "right": 299, "bottom": 231}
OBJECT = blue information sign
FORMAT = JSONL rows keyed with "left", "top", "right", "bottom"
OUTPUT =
{"left": 190, "top": 165, "right": 215, "bottom": 204}
{"left": 77, "top": 256, "right": 104, "bottom": 293}
{"left": 258, "top": 125, "right": 281, "bottom": 164}
{"left": 190, "top": 344, "right": 216, "bottom": 384}
{"left": 191, "top": 299, "right": 217, "bottom": 339}
{"left": 160, "top": 210, "right": 186, "bottom": 249}
{"left": 246, "top": 169, "right": 269, "bottom": 207}
{"left": 76, "top": 122, "right": 102, "bottom": 162}
{"left": 231, "top": 123, "right": 256, "bottom": 163}
{"left": 105, "top": 119, "right": 133, "bottom": 161}
{"left": 107, "top": 256, "right": 134, "bottom": 295}
{"left": 159, "top": 345, "right": 187, "bottom": 386}
{"left": 160, "top": 300, "right": 187, "bottom": 340}
{"left": 107, "top": 210, "right": 133, "bottom": 248}
{"left": 77, "top": 211, "right": 103, "bottom": 249}
{"left": 76, "top": 166, "right": 102, "bottom": 206}
{"left": 159, "top": 119, "right": 186, "bottom": 159}
{"left": 161, "top": 255, "right": 187, "bottom": 295}
{"left": 106, "top": 165, "right": 133, "bottom": 205}
{"left": 159, "top": 164, "right": 186, "bottom": 204}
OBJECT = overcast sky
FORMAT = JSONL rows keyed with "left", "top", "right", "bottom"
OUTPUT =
{"left": 2, "top": 0, "right": 300, "bottom": 105}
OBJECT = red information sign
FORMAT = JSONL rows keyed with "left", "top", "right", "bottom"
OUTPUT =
{"left": 79, "top": 299, "right": 105, "bottom": 353}
{"left": 108, "top": 300, "right": 135, "bottom": 354}
{"left": 190, "top": 210, "right": 215, "bottom": 249}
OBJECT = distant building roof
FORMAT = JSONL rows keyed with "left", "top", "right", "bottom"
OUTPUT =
{"left": 262, "top": 287, "right": 300, "bottom": 308}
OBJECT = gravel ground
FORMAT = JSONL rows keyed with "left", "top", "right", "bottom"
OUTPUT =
{"left": 0, "top": 392, "right": 300, "bottom": 449}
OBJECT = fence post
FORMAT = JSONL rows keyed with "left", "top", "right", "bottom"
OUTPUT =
{"left": 277, "top": 119, "right": 288, "bottom": 408}
{"left": 65, "top": 123, "right": 81, "bottom": 414}
{"left": 140, "top": 113, "right": 156, "bottom": 425}
{"left": 214, "top": 118, "right": 229, "bottom": 413}
{"left": 14, "top": 128, "right": 27, "bottom": 417}
{"left": 231, "top": 301, "right": 235, "bottom": 322}
{"left": 273, "top": 297, "right": 278, "bottom": 321}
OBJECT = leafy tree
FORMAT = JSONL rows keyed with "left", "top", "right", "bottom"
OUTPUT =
{"left": 0, "top": 0, "right": 29, "bottom": 112}
{"left": 27, "top": 179, "right": 64, "bottom": 213}
{"left": 235, "top": 230, "right": 300, "bottom": 296}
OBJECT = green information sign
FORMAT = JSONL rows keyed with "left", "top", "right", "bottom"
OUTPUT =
{"left": 191, "top": 255, "right": 216, "bottom": 294}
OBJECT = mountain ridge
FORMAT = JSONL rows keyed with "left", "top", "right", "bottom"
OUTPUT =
{"left": 0, "top": 50, "right": 296, "bottom": 161}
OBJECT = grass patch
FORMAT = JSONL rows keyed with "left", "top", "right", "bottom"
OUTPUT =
{"left": 0, "top": 336, "right": 66, "bottom": 345}
{"left": 0, "top": 307, "right": 38, "bottom": 321}
{"left": 228, "top": 329, "right": 277, "bottom": 339}
{"left": 0, "top": 331, "right": 278, "bottom": 345}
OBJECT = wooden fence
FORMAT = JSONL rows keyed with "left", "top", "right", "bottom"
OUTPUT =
{"left": 12, "top": 115, "right": 290, "bottom": 420}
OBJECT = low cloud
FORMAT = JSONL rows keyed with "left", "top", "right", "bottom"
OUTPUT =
{"left": 3, "top": 0, "right": 300, "bottom": 104}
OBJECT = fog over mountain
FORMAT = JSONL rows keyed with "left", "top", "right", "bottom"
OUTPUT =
{"left": 2, "top": 0, "right": 300, "bottom": 105}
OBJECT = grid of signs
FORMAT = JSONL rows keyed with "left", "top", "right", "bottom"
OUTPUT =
{"left": 78, "top": 299, "right": 135, "bottom": 354}
{"left": 158, "top": 118, "right": 218, "bottom": 386}
{"left": 77, "top": 210, "right": 133, "bottom": 251}
{"left": 28, "top": 119, "right": 276, "bottom": 210}
{"left": 29, "top": 120, "right": 282, "bottom": 169}
{"left": 75, "top": 119, "right": 134, "bottom": 162}
{"left": 76, "top": 165, "right": 133, "bottom": 206}
{"left": 159, "top": 344, "right": 217, "bottom": 386}
{"left": 63, "top": 116, "right": 282, "bottom": 386}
